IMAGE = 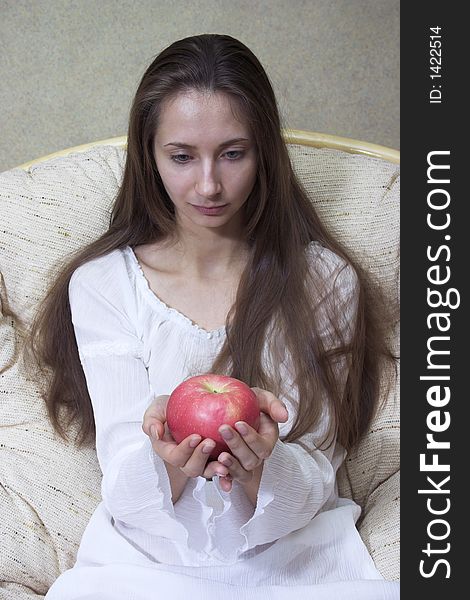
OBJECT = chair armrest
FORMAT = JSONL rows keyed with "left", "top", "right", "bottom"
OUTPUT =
{"left": 0, "top": 482, "right": 52, "bottom": 598}
{"left": 357, "top": 470, "right": 400, "bottom": 581}
{"left": 0, "top": 584, "right": 45, "bottom": 600}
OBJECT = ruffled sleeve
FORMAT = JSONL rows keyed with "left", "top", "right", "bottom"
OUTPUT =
{"left": 68, "top": 255, "right": 188, "bottom": 545}
{"left": 214, "top": 247, "right": 360, "bottom": 557}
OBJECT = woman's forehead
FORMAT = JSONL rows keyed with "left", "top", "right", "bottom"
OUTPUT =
{"left": 156, "top": 91, "right": 250, "bottom": 141}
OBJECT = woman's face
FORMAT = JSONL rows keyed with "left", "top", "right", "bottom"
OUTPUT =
{"left": 153, "top": 90, "right": 257, "bottom": 235}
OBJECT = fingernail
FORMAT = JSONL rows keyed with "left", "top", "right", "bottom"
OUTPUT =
{"left": 150, "top": 426, "right": 159, "bottom": 440}
{"left": 234, "top": 422, "right": 248, "bottom": 436}
{"left": 189, "top": 436, "right": 201, "bottom": 448}
{"left": 222, "top": 457, "right": 232, "bottom": 467}
{"left": 220, "top": 427, "right": 234, "bottom": 440}
{"left": 202, "top": 442, "right": 215, "bottom": 454}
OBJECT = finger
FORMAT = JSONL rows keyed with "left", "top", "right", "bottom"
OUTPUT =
{"left": 272, "top": 400, "right": 289, "bottom": 423}
{"left": 154, "top": 432, "right": 202, "bottom": 467}
{"left": 142, "top": 395, "right": 170, "bottom": 437}
{"left": 250, "top": 387, "right": 288, "bottom": 423}
{"left": 218, "top": 475, "right": 233, "bottom": 493}
{"left": 218, "top": 452, "right": 252, "bottom": 484}
{"left": 219, "top": 425, "right": 260, "bottom": 472}
{"left": 202, "top": 460, "right": 230, "bottom": 480}
{"left": 179, "top": 439, "right": 220, "bottom": 478}
{"left": 234, "top": 415, "right": 277, "bottom": 460}
{"left": 145, "top": 417, "right": 173, "bottom": 444}
{"left": 143, "top": 394, "right": 170, "bottom": 423}
{"left": 146, "top": 420, "right": 165, "bottom": 441}
{"left": 256, "top": 412, "right": 280, "bottom": 444}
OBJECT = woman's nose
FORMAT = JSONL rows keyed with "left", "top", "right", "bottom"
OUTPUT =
{"left": 195, "top": 162, "right": 222, "bottom": 198}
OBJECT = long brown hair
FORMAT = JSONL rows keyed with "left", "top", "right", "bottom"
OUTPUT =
{"left": 23, "top": 34, "right": 398, "bottom": 450}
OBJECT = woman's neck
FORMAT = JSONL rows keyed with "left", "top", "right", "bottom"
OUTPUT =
{"left": 162, "top": 227, "right": 251, "bottom": 281}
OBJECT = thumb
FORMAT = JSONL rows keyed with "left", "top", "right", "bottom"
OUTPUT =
{"left": 251, "top": 387, "right": 289, "bottom": 423}
{"left": 142, "top": 395, "right": 169, "bottom": 438}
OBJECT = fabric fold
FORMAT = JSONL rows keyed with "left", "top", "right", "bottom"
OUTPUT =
{"left": 238, "top": 438, "right": 335, "bottom": 552}
{"left": 103, "top": 438, "right": 189, "bottom": 546}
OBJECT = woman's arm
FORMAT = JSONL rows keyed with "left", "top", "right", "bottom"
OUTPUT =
{"left": 68, "top": 262, "right": 191, "bottom": 539}
{"left": 165, "top": 460, "right": 190, "bottom": 504}
{"left": 211, "top": 258, "right": 360, "bottom": 551}
{"left": 239, "top": 463, "right": 263, "bottom": 506}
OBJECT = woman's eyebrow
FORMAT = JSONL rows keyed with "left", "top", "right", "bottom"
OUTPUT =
{"left": 163, "top": 137, "right": 250, "bottom": 149}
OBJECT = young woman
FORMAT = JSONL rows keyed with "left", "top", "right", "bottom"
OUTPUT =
{"left": 27, "top": 34, "right": 399, "bottom": 599}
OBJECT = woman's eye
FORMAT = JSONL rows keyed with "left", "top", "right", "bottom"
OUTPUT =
{"left": 225, "top": 150, "right": 243, "bottom": 160}
{"left": 170, "top": 151, "right": 244, "bottom": 164}
{"left": 170, "top": 154, "right": 191, "bottom": 164}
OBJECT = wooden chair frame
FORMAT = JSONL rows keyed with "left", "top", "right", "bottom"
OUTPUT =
{"left": 17, "top": 129, "right": 400, "bottom": 170}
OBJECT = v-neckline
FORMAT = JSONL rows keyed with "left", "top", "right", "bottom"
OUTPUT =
{"left": 124, "top": 245, "right": 227, "bottom": 339}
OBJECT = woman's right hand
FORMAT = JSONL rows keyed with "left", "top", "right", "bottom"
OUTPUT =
{"left": 142, "top": 395, "right": 229, "bottom": 480}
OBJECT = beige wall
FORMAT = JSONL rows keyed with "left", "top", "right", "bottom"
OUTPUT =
{"left": 0, "top": 0, "right": 399, "bottom": 172}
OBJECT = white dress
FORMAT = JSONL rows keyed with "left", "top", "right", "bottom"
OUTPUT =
{"left": 45, "top": 243, "right": 399, "bottom": 599}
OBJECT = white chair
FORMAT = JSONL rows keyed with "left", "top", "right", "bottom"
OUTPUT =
{"left": 0, "top": 131, "right": 400, "bottom": 597}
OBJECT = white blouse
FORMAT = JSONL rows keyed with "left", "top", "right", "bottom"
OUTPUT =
{"left": 45, "top": 242, "right": 399, "bottom": 599}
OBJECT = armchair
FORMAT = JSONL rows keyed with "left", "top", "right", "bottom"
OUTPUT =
{"left": 0, "top": 131, "right": 400, "bottom": 597}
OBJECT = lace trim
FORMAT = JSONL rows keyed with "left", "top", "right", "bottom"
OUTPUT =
{"left": 122, "top": 246, "right": 226, "bottom": 340}
{"left": 79, "top": 340, "right": 144, "bottom": 359}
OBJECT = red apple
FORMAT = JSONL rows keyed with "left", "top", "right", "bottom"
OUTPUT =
{"left": 166, "top": 374, "right": 260, "bottom": 459}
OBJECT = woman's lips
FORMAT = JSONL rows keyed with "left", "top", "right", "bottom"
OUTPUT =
{"left": 191, "top": 204, "right": 228, "bottom": 216}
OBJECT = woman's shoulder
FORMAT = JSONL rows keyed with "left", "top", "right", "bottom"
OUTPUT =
{"left": 305, "top": 241, "right": 359, "bottom": 295}
{"left": 306, "top": 240, "right": 350, "bottom": 273}
{"left": 69, "top": 247, "right": 130, "bottom": 295}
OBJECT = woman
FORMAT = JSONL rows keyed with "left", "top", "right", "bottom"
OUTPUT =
{"left": 27, "top": 34, "right": 399, "bottom": 599}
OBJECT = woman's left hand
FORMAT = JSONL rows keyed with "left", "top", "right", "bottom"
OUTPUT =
{"left": 204, "top": 388, "right": 289, "bottom": 494}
